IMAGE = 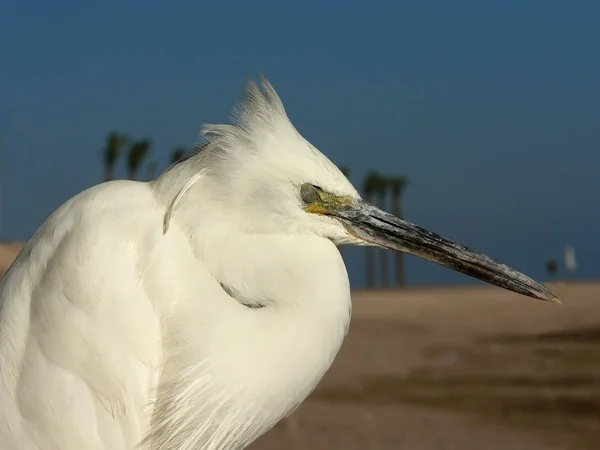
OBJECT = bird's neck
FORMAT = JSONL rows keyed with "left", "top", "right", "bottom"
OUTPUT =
{"left": 149, "top": 229, "right": 351, "bottom": 450}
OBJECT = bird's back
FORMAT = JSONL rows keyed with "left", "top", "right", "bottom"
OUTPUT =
{"left": 0, "top": 180, "right": 164, "bottom": 450}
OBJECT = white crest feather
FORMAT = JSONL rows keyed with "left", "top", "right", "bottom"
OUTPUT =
{"left": 163, "top": 169, "right": 207, "bottom": 234}
{"left": 195, "top": 75, "right": 299, "bottom": 166}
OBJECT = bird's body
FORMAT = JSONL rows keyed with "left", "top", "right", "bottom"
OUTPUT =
{"left": 0, "top": 77, "right": 557, "bottom": 450}
{"left": 0, "top": 176, "right": 350, "bottom": 449}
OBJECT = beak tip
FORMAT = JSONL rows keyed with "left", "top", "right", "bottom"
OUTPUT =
{"left": 549, "top": 294, "right": 562, "bottom": 305}
{"left": 538, "top": 286, "right": 562, "bottom": 304}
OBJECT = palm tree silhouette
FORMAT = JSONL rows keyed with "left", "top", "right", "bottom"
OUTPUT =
{"left": 170, "top": 148, "right": 187, "bottom": 165}
{"left": 546, "top": 259, "right": 558, "bottom": 279}
{"left": 127, "top": 139, "right": 151, "bottom": 180}
{"left": 103, "top": 132, "right": 128, "bottom": 181}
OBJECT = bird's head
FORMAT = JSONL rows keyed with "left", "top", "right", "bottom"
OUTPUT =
{"left": 157, "top": 76, "right": 559, "bottom": 304}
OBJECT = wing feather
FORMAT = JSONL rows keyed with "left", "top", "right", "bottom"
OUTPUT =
{"left": 0, "top": 181, "right": 164, "bottom": 450}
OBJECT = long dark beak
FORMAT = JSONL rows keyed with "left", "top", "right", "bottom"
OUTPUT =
{"left": 334, "top": 201, "right": 560, "bottom": 303}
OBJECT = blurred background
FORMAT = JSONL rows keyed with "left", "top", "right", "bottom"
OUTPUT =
{"left": 1, "top": 1, "right": 600, "bottom": 449}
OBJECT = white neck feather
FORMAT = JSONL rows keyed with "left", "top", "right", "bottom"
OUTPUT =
{"left": 146, "top": 220, "right": 352, "bottom": 450}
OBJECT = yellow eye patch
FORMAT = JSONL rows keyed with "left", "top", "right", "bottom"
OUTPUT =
{"left": 304, "top": 191, "right": 354, "bottom": 216}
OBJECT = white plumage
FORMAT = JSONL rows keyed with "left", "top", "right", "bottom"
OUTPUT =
{"left": 0, "top": 76, "right": 557, "bottom": 450}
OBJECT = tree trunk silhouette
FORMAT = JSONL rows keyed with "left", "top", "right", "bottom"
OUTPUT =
{"left": 363, "top": 171, "right": 379, "bottom": 289}
{"left": 390, "top": 177, "right": 409, "bottom": 287}
{"left": 393, "top": 199, "right": 404, "bottom": 287}
{"left": 376, "top": 181, "right": 389, "bottom": 288}
{"left": 365, "top": 192, "right": 376, "bottom": 289}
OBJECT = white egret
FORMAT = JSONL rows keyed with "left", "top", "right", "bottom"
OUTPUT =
{"left": 0, "top": 76, "right": 558, "bottom": 450}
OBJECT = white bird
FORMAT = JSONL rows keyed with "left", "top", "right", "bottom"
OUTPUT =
{"left": 0, "top": 76, "right": 558, "bottom": 450}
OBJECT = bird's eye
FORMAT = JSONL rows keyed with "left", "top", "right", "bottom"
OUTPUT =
{"left": 300, "top": 183, "right": 322, "bottom": 204}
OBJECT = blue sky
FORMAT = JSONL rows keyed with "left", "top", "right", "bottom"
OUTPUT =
{"left": 1, "top": 0, "right": 599, "bottom": 288}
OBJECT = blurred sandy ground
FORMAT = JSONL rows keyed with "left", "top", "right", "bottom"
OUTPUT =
{"left": 0, "top": 242, "right": 23, "bottom": 278}
{"left": 252, "top": 282, "right": 600, "bottom": 450}
{"left": 2, "top": 244, "right": 599, "bottom": 449}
